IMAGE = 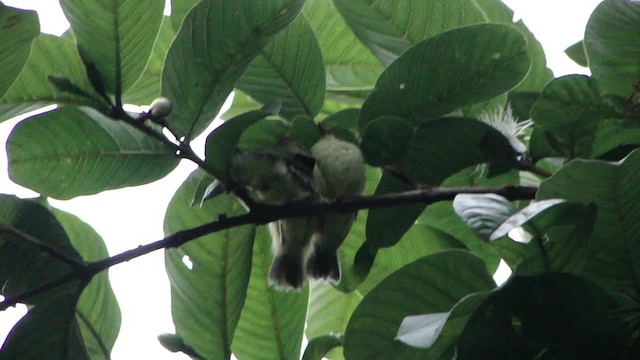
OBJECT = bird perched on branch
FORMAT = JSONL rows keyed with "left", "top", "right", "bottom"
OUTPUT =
{"left": 225, "top": 134, "right": 365, "bottom": 290}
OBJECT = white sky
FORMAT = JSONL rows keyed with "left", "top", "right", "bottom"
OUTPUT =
{"left": 0, "top": 1, "right": 603, "bottom": 359}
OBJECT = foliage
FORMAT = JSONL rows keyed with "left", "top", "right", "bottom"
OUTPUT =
{"left": 1, "top": 0, "right": 640, "bottom": 359}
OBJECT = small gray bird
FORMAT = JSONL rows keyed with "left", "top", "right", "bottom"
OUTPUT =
{"left": 306, "top": 134, "right": 366, "bottom": 283}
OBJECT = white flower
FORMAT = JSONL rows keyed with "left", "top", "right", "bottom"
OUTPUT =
{"left": 478, "top": 103, "right": 531, "bottom": 153}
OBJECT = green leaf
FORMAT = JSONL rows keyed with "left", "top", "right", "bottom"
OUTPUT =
{"left": 302, "top": 335, "right": 343, "bottom": 360}
{"left": 0, "top": 293, "right": 89, "bottom": 360}
{"left": 457, "top": 273, "right": 627, "bottom": 359}
{"left": 123, "top": 17, "right": 177, "bottom": 105}
{"left": 403, "top": 117, "right": 517, "bottom": 184}
{"left": 584, "top": 0, "right": 640, "bottom": 97}
{"left": 511, "top": 20, "right": 553, "bottom": 93}
{"left": 360, "top": 116, "right": 413, "bottom": 167}
{"left": 288, "top": 115, "right": 320, "bottom": 150}
{"left": 231, "top": 227, "right": 308, "bottom": 360}
{"left": 453, "top": 193, "right": 516, "bottom": 240}
{"left": 0, "top": 195, "right": 82, "bottom": 302}
{"left": 237, "top": 16, "right": 325, "bottom": 120}
{"left": 473, "top": 0, "right": 514, "bottom": 23}
{"left": 333, "top": 0, "right": 487, "bottom": 65}
{"left": 357, "top": 225, "right": 468, "bottom": 296}
{"left": 162, "top": 0, "right": 305, "bottom": 138}
{"left": 592, "top": 119, "right": 640, "bottom": 159}
{"left": 51, "top": 208, "right": 122, "bottom": 359}
{"left": 359, "top": 24, "right": 530, "bottom": 129}
{"left": 60, "top": 0, "right": 164, "bottom": 95}
{"left": 565, "top": 40, "right": 588, "bottom": 67}
{"left": 204, "top": 109, "right": 270, "bottom": 182}
{"left": 537, "top": 149, "right": 640, "bottom": 293}
{"left": 507, "top": 91, "right": 540, "bottom": 120}
{"left": 395, "top": 312, "right": 449, "bottom": 349}
{"left": 170, "top": 0, "right": 201, "bottom": 31}
{"left": 164, "top": 170, "right": 255, "bottom": 360}
{"left": 305, "top": 282, "right": 361, "bottom": 360}
{"left": 365, "top": 171, "right": 426, "bottom": 249}
{"left": 343, "top": 250, "right": 495, "bottom": 360}
{"left": 221, "top": 91, "right": 262, "bottom": 121}
{"left": 237, "top": 117, "right": 290, "bottom": 151}
{"left": 7, "top": 107, "right": 179, "bottom": 199}
{"left": 0, "top": 5, "right": 39, "bottom": 99}
{"left": 530, "top": 75, "right": 619, "bottom": 158}
{"left": 302, "top": 0, "right": 383, "bottom": 91}
{"left": 0, "top": 35, "right": 105, "bottom": 123}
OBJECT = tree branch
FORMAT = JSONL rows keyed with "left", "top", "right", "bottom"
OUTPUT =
{"left": 0, "top": 185, "right": 536, "bottom": 311}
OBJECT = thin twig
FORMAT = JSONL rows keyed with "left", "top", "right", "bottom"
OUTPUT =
{"left": 0, "top": 185, "right": 537, "bottom": 310}
{"left": 516, "top": 159, "right": 553, "bottom": 178}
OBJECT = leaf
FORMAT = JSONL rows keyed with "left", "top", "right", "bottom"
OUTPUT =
{"left": 395, "top": 313, "right": 449, "bottom": 349}
{"left": 221, "top": 91, "right": 262, "bottom": 121}
{"left": 592, "top": 119, "right": 640, "bottom": 159}
{"left": 343, "top": 250, "right": 495, "bottom": 360}
{"left": 236, "top": 15, "right": 325, "bottom": 120}
{"left": 288, "top": 115, "right": 320, "bottom": 150}
{"left": 457, "top": 273, "right": 627, "bottom": 359}
{"left": 0, "top": 35, "right": 105, "bottom": 123}
{"left": 360, "top": 116, "right": 413, "bottom": 167}
{"left": 302, "top": 0, "right": 383, "bottom": 91}
{"left": 0, "top": 293, "right": 89, "bottom": 360}
{"left": 7, "top": 107, "right": 179, "bottom": 199}
{"left": 170, "top": 0, "right": 201, "bottom": 31}
{"left": 365, "top": 171, "right": 426, "bottom": 250}
{"left": 306, "top": 282, "right": 361, "bottom": 360}
{"left": 358, "top": 24, "right": 530, "bottom": 129}
{"left": 204, "top": 109, "right": 270, "bottom": 182}
{"left": 473, "top": 0, "right": 514, "bottom": 23}
{"left": 490, "top": 199, "right": 589, "bottom": 241}
{"left": 453, "top": 193, "right": 516, "bottom": 240}
{"left": 0, "top": 5, "right": 39, "bottom": 99}
{"left": 537, "top": 149, "right": 640, "bottom": 293}
{"left": 123, "top": 17, "right": 177, "bottom": 105}
{"left": 164, "top": 170, "right": 255, "bottom": 360}
{"left": 584, "top": 0, "right": 640, "bottom": 97}
{"left": 333, "top": 0, "right": 487, "bottom": 65}
{"left": 231, "top": 227, "right": 308, "bottom": 360}
{"left": 530, "top": 75, "right": 620, "bottom": 157}
{"left": 51, "top": 208, "right": 121, "bottom": 359}
{"left": 0, "top": 195, "right": 82, "bottom": 302}
{"left": 565, "top": 40, "right": 588, "bottom": 67}
{"left": 60, "top": 0, "right": 164, "bottom": 95}
{"left": 357, "top": 225, "right": 468, "bottom": 296}
{"left": 403, "top": 117, "right": 517, "bottom": 185}
{"left": 302, "top": 335, "right": 344, "bottom": 360}
{"left": 161, "top": 0, "right": 305, "bottom": 138}
{"left": 511, "top": 20, "right": 554, "bottom": 93}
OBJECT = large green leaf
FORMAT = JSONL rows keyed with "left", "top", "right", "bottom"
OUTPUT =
{"left": 458, "top": 274, "right": 627, "bottom": 359}
{"left": 52, "top": 208, "right": 121, "bottom": 359}
{"left": 170, "top": 0, "right": 201, "bottom": 31}
{"left": 472, "top": 0, "right": 513, "bottom": 22}
{"left": 333, "top": 0, "right": 487, "bottom": 65}
{"left": 531, "top": 75, "right": 620, "bottom": 158}
{"left": 231, "top": 227, "right": 308, "bottom": 360}
{"left": 0, "top": 35, "right": 105, "bottom": 123}
{"left": 204, "top": 109, "right": 271, "bottom": 183}
{"left": 0, "top": 195, "right": 82, "bottom": 302}
{"left": 7, "top": 107, "right": 179, "bottom": 199}
{"left": 358, "top": 24, "right": 530, "bottom": 129}
{"left": 123, "top": 17, "right": 177, "bottom": 105}
{"left": 584, "top": 0, "right": 640, "bottom": 97}
{"left": 164, "top": 170, "right": 255, "bottom": 360}
{"left": 237, "top": 16, "right": 325, "bottom": 120}
{"left": 343, "top": 250, "right": 495, "bottom": 360}
{"left": 360, "top": 116, "right": 413, "bottom": 167}
{"left": 403, "top": 117, "right": 517, "bottom": 184}
{"left": 60, "top": 0, "right": 164, "bottom": 95}
{"left": 306, "top": 282, "right": 362, "bottom": 360}
{"left": 302, "top": 335, "right": 343, "bottom": 360}
{"left": 511, "top": 20, "right": 553, "bottom": 93}
{"left": 0, "top": 293, "right": 89, "bottom": 360}
{"left": 0, "top": 5, "right": 39, "bottom": 99}
{"left": 565, "top": 40, "right": 588, "bottom": 67}
{"left": 302, "top": 0, "right": 383, "bottom": 91}
{"left": 161, "top": 0, "right": 305, "bottom": 138}
{"left": 537, "top": 149, "right": 640, "bottom": 294}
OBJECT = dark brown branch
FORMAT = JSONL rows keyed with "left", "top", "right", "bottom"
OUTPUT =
{"left": 516, "top": 159, "right": 553, "bottom": 178}
{"left": 0, "top": 185, "right": 536, "bottom": 311}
